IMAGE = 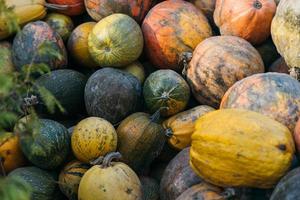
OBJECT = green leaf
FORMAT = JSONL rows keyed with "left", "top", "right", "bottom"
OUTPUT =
{"left": 37, "top": 41, "right": 63, "bottom": 61}
{"left": 0, "top": 112, "right": 18, "bottom": 129}
{"left": 0, "top": 74, "right": 13, "bottom": 96}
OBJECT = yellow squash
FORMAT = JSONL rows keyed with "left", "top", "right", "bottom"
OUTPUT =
{"left": 190, "top": 109, "right": 295, "bottom": 188}
{"left": 163, "top": 105, "right": 215, "bottom": 150}
{"left": 71, "top": 117, "right": 117, "bottom": 163}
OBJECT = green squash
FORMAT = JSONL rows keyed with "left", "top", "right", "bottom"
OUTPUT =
{"left": 0, "top": 176, "right": 31, "bottom": 200}
{"left": 9, "top": 166, "right": 56, "bottom": 200}
{"left": 143, "top": 70, "right": 190, "bottom": 117}
{"left": 16, "top": 118, "right": 70, "bottom": 169}
{"left": 88, "top": 13, "right": 143, "bottom": 67}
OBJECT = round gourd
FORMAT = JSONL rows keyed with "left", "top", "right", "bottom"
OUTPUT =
{"left": 78, "top": 152, "right": 143, "bottom": 200}
{"left": 88, "top": 14, "right": 143, "bottom": 67}
{"left": 45, "top": 13, "right": 74, "bottom": 41}
{"left": 117, "top": 112, "right": 165, "bottom": 173}
{"left": 85, "top": 68, "right": 142, "bottom": 124}
{"left": 140, "top": 176, "right": 160, "bottom": 200}
{"left": 142, "top": 0, "right": 212, "bottom": 71}
{"left": 71, "top": 117, "right": 117, "bottom": 163}
{"left": 0, "top": 132, "right": 26, "bottom": 173}
{"left": 269, "top": 57, "right": 289, "bottom": 74}
{"left": 17, "top": 118, "right": 70, "bottom": 169}
{"left": 220, "top": 73, "right": 300, "bottom": 132}
{"left": 214, "top": 0, "right": 276, "bottom": 45}
{"left": 47, "top": 0, "right": 85, "bottom": 16}
{"left": 9, "top": 166, "right": 56, "bottom": 200}
{"left": 271, "top": 0, "right": 300, "bottom": 79}
{"left": 160, "top": 148, "right": 201, "bottom": 200}
{"left": 67, "top": 22, "right": 98, "bottom": 68}
{"left": 122, "top": 61, "right": 146, "bottom": 83}
{"left": 0, "top": 42, "right": 15, "bottom": 73}
{"left": 163, "top": 105, "right": 215, "bottom": 150}
{"left": 12, "top": 21, "right": 68, "bottom": 71}
{"left": 143, "top": 70, "right": 190, "bottom": 117}
{"left": 186, "top": 36, "right": 264, "bottom": 108}
{"left": 35, "top": 69, "right": 87, "bottom": 117}
{"left": 270, "top": 167, "right": 300, "bottom": 200}
{"left": 84, "top": 0, "right": 154, "bottom": 23}
{"left": 189, "top": 0, "right": 216, "bottom": 23}
{"left": 190, "top": 109, "right": 295, "bottom": 188}
{"left": 59, "top": 160, "right": 90, "bottom": 200}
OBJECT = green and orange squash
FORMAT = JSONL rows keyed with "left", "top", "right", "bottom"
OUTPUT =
{"left": 142, "top": 0, "right": 212, "bottom": 71}
{"left": 186, "top": 36, "right": 264, "bottom": 108}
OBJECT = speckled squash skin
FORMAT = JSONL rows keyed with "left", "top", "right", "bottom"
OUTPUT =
{"left": 163, "top": 105, "right": 215, "bottom": 150}
{"left": 117, "top": 113, "right": 165, "bottom": 172}
{"left": 142, "top": 0, "right": 212, "bottom": 71}
{"left": 270, "top": 167, "right": 300, "bottom": 200}
{"left": 47, "top": 0, "right": 85, "bottom": 16}
{"left": 88, "top": 14, "right": 143, "bottom": 67}
{"left": 271, "top": 0, "right": 300, "bottom": 69}
{"left": 12, "top": 21, "right": 67, "bottom": 71}
{"left": 71, "top": 117, "right": 117, "bottom": 163}
{"left": 0, "top": 42, "right": 15, "bottom": 73}
{"left": 140, "top": 176, "right": 160, "bottom": 200}
{"left": 176, "top": 183, "right": 225, "bottom": 200}
{"left": 59, "top": 160, "right": 90, "bottom": 200}
{"left": 143, "top": 70, "right": 190, "bottom": 117}
{"left": 9, "top": 166, "right": 56, "bottom": 200}
{"left": 78, "top": 161, "right": 143, "bottom": 200}
{"left": 214, "top": 0, "right": 276, "bottom": 45}
{"left": 187, "top": 36, "right": 264, "bottom": 108}
{"left": 0, "top": 132, "right": 26, "bottom": 173}
{"left": 220, "top": 73, "right": 300, "bottom": 131}
{"left": 84, "top": 0, "right": 154, "bottom": 23}
{"left": 160, "top": 148, "right": 201, "bottom": 200}
{"left": 85, "top": 68, "right": 142, "bottom": 124}
{"left": 190, "top": 109, "right": 295, "bottom": 188}
{"left": 67, "top": 22, "right": 98, "bottom": 68}
{"left": 269, "top": 57, "right": 289, "bottom": 74}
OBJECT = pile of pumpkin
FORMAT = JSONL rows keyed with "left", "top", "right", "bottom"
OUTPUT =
{"left": 2, "top": 0, "right": 300, "bottom": 199}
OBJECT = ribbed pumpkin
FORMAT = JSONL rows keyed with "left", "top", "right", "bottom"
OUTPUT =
{"left": 186, "top": 36, "right": 264, "bottom": 108}
{"left": 190, "top": 109, "right": 295, "bottom": 188}
{"left": 0, "top": 42, "right": 14, "bottom": 73}
{"left": 84, "top": 0, "right": 154, "bottom": 23}
{"left": 78, "top": 152, "right": 143, "bottom": 200}
{"left": 71, "top": 117, "right": 117, "bottom": 163}
{"left": 220, "top": 73, "right": 300, "bottom": 132}
{"left": 143, "top": 70, "right": 190, "bottom": 117}
{"left": 122, "top": 61, "right": 146, "bottom": 83}
{"left": 214, "top": 0, "right": 276, "bottom": 45}
{"left": 88, "top": 14, "right": 143, "bottom": 67}
{"left": 67, "top": 22, "right": 98, "bottom": 68}
{"left": 47, "top": 0, "right": 85, "bottom": 16}
{"left": 45, "top": 13, "right": 74, "bottom": 41}
{"left": 12, "top": 21, "right": 67, "bottom": 71}
{"left": 163, "top": 105, "right": 215, "bottom": 150}
{"left": 140, "top": 176, "right": 160, "bottom": 200}
{"left": 269, "top": 57, "right": 289, "bottom": 74}
{"left": 142, "top": 0, "right": 212, "bottom": 71}
{"left": 176, "top": 183, "right": 226, "bottom": 200}
{"left": 85, "top": 68, "right": 142, "bottom": 124}
{"left": 271, "top": 0, "right": 300, "bottom": 79}
{"left": 0, "top": 132, "right": 26, "bottom": 174}
{"left": 189, "top": 0, "right": 216, "bottom": 23}
{"left": 59, "top": 160, "right": 90, "bottom": 200}
{"left": 117, "top": 112, "right": 165, "bottom": 173}
{"left": 270, "top": 167, "right": 300, "bottom": 200}
{"left": 160, "top": 148, "right": 201, "bottom": 200}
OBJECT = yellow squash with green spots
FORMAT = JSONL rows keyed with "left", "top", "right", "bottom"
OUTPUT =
{"left": 71, "top": 117, "right": 117, "bottom": 163}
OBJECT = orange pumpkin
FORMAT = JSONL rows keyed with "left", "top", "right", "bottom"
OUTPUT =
{"left": 142, "top": 0, "right": 212, "bottom": 71}
{"left": 189, "top": 0, "right": 216, "bottom": 23}
{"left": 47, "top": 0, "right": 85, "bottom": 16}
{"left": 214, "top": 0, "right": 276, "bottom": 45}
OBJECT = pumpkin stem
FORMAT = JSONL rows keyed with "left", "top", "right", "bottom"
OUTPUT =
{"left": 290, "top": 67, "right": 300, "bottom": 81}
{"left": 221, "top": 188, "right": 235, "bottom": 199}
{"left": 253, "top": 0, "right": 262, "bottom": 9}
{"left": 102, "top": 152, "right": 122, "bottom": 168}
{"left": 45, "top": 3, "right": 69, "bottom": 11}
{"left": 0, "top": 157, "right": 6, "bottom": 176}
{"left": 165, "top": 128, "right": 173, "bottom": 138}
{"left": 179, "top": 52, "right": 193, "bottom": 77}
{"left": 90, "top": 156, "right": 104, "bottom": 166}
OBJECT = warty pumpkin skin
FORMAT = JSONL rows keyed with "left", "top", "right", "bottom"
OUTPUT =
{"left": 163, "top": 105, "right": 215, "bottom": 150}
{"left": 186, "top": 36, "right": 264, "bottom": 108}
{"left": 214, "top": 0, "right": 276, "bottom": 45}
{"left": 88, "top": 13, "right": 143, "bottom": 67}
{"left": 71, "top": 117, "right": 117, "bottom": 163}
{"left": 269, "top": 57, "right": 289, "bottom": 74}
{"left": 220, "top": 73, "right": 300, "bottom": 132}
{"left": 190, "top": 109, "right": 295, "bottom": 188}
{"left": 117, "top": 112, "right": 165, "bottom": 173}
{"left": 84, "top": 0, "right": 154, "bottom": 23}
{"left": 0, "top": 132, "right": 26, "bottom": 174}
{"left": 142, "top": 0, "right": 212, "bottom": 71}
{"left": 160, "top": 147, "right": 201, "bottom": 200}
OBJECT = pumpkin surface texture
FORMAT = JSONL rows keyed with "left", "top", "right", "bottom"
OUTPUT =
{"left": 189, "top": 0, "right": 216, "bottom": 23}
{"left": 190, "top": 109, "right": 295, "bottom": 188}
{"left": 186, "top": 36, "right": 264, "bottom": 108}
{"left": 214, "top": 0, "right": 276, "bottom": 45}
{"left": 45, "top": 13, "right": 74, "bottom": 41}
{"left": 142, "top": 0, "right": 212, "bottom": 71}
{"left": 220, "top": 73, "right": 300, "bottom": 132}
